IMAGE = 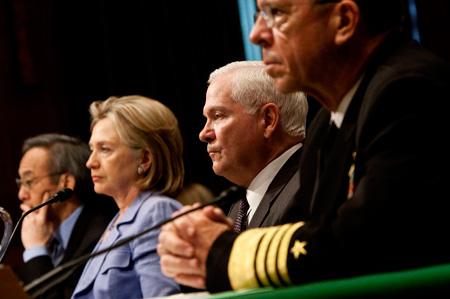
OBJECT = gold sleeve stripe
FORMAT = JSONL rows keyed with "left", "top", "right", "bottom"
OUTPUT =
{"left": 277, "top": 221, "right": 305, "bottom": 285}
{"left": 265, "top": 224, "right": 292, "bottom": 287}
{"left": 254, "top": 226, "right": 280, "bottom": 287}
{"left": 228, "top": 228, "right": 269, "bottom": 290}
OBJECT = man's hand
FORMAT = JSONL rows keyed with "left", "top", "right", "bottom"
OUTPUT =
{"left": 157, "top": 204, "right": 233, "bottom": 289}
{"left": 20, "top": 192, "right": 54, "bottom": 249}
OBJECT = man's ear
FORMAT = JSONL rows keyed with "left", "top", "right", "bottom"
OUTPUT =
{"left": 332, "top": 0, "right": 360, "bottom": 45}
{"left": 59, "top": 173, "right": 76, "bottom": 191}
{"left": 262, "top": 103, "right": 280, "bottom": 139}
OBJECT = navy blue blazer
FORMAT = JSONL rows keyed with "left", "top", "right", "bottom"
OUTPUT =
{"left": 206, "top": 37, "right": 450, "bottom": 292}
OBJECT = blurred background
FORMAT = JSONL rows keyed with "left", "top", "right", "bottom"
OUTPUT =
{"left": 1, "top": 0, "right": 449, "bottom": 266}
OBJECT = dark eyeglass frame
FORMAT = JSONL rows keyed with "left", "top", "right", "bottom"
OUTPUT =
{"left": 16, "top": 172, "right": 64, "bottom": 192}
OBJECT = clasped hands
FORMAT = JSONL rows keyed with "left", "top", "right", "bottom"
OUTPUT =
{"left": 157, "top": 203, "right": 234, "bottom": 289}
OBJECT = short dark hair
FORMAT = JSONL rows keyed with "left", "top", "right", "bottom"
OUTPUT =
{"left": 22, "top": 133, "right": 93, "bottom": 202}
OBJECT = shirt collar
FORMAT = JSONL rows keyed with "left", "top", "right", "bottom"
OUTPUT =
{"left": 246, "top": 143, "right": 302, "bottom": 222}
{"left": 330, "top": 75, "right": 364, "bottom": 128}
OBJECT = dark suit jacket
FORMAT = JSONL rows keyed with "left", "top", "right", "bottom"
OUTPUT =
{"left": 206, "top": 37, "right": 450, "bottom": 292}
{"left": 14, "top": 199, "right": 117, "bottom": 299}
{"left": 227, "top": 148, "right": 302, "bottom": 229}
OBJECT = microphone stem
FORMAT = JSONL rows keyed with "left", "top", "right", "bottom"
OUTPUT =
{"left": 0, "top": 188, "right": 72, "bottom": 264}
{"left": 0, "top": 202, "right": 48, "bottom": 264}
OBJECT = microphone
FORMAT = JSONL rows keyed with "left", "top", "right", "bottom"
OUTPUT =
{"left": 42, "top": 188, "right": 74, "bottom": 205}
{"left": 24, "top": 185, "right": 246, "bottom": 298}
{"left": 0, "top": 188, "right": 73, "bottom": 264}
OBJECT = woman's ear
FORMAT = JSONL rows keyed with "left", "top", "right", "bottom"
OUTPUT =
{"left": 333, "top": 0, "right": 360, "bottom": 45}
{"left": 139, "top": 149, "right": 152, "bottom": 173}
{"left": 262, "top": 103, "right": 280, "bottom": 139}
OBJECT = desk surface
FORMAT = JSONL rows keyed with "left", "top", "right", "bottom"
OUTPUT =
{"left": 209, "top": 263, "right": 450, "bottom": 298}
{"left": 150, "top": 263, "right": 450, "bottom": 299}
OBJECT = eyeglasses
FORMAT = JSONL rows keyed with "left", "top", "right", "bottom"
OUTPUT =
{"left": 254, "top": 0, "right": 341, "bottom": 29}
{"left": 15, "top": 172, "right": 64, "bottom": 192}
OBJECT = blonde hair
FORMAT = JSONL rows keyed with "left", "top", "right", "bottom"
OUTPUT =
{"left": 89, "top": 95, "right": 184, "bottom": 197}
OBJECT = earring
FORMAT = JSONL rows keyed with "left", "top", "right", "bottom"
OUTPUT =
{"left": 138, "top": 167, "right": 143, "bottom": 175}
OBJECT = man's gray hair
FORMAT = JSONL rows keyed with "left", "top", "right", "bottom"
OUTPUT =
{"left": 208, "top": 61, "right": 308, "bottom": 138}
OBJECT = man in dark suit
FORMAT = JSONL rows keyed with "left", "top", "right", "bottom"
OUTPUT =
{"left": 157, "top": 0, "right": 450, "bottom": 293}
{"left": 199, "top": 61, "right": 307, "bottom": 230}
{"left": 14, "top": 134, "right": 116, "bottom": 299}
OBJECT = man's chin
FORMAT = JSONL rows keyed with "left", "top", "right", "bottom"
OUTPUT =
{"left": 212, "top": 166, "right": 220, "bottom": 176}
{"left": 212, "top": 164, "right": 224, "bottom": 177}
{"left": 272, "top": 77, "right": 300, "bottom": 94}
{"left": 265, "top": 64, "right": 282, "bottom": 78}
{"left": 264, "top": 68, "right": 296, "bottom": 93}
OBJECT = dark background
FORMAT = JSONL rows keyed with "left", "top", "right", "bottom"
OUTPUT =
{"left": 1, "top": 0, "right": 449, "bottom": 267}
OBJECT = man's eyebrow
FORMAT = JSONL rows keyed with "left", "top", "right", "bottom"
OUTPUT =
{"left": 20, "top": 170, "right": 34, "bottom": 177}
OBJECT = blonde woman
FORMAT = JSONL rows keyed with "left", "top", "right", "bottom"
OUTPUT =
{"left": 72, "top": 95, "right": 183, "bottom": 299}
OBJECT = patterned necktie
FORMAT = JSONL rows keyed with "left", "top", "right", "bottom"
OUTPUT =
{"left": 234, "top": 198, "right": 250, "bottom": 233}
{"left": 49, "top": 235, "right": 64, "bottom": 266}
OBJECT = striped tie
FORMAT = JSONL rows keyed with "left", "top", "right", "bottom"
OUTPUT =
{"left": 234, "top": 198, "right": 250, "bottom": 233}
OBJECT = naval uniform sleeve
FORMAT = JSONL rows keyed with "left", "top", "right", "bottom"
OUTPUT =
{"left": 206, "top": 222, "right": 306, "bottom": 292}
{"left": 205, "top": 231, "right": 237, "bottom": 293}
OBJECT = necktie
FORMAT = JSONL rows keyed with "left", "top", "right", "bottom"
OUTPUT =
{"left": 234, "top": 198, "right": 250, "bottom": 233}
{"left": 319, "top": 122, "right": 338, "bottom": 173}
{"left": 323, "top": 122, "right": 338, "bottom": 161}
{"left": 311, "top": 122, "right": 339, "bottom": 213}
{"left": 49, "top": 235, "right": 64, "bottom": 266}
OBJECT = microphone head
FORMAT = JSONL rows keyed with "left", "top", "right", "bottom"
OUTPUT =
{"left": 214, "top": 185, "right": 246, "bottom": 206}
{"left": 48, "top": 188, "right": 74, "bottom": 204}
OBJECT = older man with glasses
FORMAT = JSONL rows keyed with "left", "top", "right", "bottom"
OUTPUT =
{"left": 13, "top": 133, "right": 116, "bottom": 299}
{"left": 158, "top": 0, "right": 450, "bottom": 294}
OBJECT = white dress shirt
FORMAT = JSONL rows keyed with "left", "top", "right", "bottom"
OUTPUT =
{"left": 246, "top": 143, "right": 302, "bottom": 224}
